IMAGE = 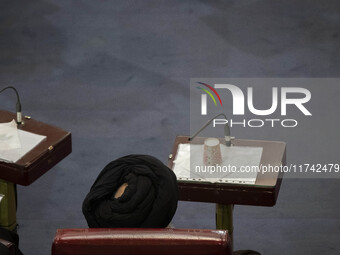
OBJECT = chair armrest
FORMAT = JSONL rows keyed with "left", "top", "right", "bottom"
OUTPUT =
{"left": 52, "top": 228, "right": 232, "bottom": 255}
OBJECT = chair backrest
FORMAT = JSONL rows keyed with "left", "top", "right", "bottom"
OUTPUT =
{"left": 52, "top": 228, "right": 232, "bottom": 255}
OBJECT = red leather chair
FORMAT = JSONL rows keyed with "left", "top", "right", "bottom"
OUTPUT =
{"left": 52, "top": 228, "right": 232, "bottom": 255}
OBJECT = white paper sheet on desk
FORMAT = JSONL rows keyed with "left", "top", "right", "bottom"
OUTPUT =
{"left": 0, "top": 120, "right": 21, "bottom": 150}
{"left": 0, "top": 120, "right": 46, "bottom": 163}
{"left": 173, "top": 143, "right": 263, "bottom": 184}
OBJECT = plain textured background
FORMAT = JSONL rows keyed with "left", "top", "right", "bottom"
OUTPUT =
{"left": 1, "top": 1, "right": 340, "bottom": 254}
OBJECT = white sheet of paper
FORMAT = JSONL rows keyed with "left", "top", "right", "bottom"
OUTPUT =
{"left": 173, "top": 143, "right": 263, "bottom": 184}
{"left": 0, "top": 120, "right": 47, "bottom": 163}
{"left": 0, "top": 120, "right": 21, "bottom": 150}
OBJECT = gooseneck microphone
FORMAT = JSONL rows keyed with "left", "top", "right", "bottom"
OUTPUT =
{"left": 0, "top": 86, "right": 22, "bottom": 125}
{"left": 188, "top": 113, "right": 231, "bottom": 147}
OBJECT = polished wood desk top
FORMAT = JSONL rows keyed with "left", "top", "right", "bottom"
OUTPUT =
{"left": 168, "top": 136, "right": 286, "bottom": 206}
{"left": 0, "top": 110, "right": 72, "bottom": 186}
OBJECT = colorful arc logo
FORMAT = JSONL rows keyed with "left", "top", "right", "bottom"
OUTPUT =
{"left": 196, "top": 82, "right": 223, "bottom": 106}
{"left": 196, "top": 82, "right": 223, "bottom": 115}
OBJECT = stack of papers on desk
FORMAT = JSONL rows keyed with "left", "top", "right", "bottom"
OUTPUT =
{"left": 173, "top": 143, "right": 263, "bottom": 184}
{"left": 0, "top": 120, "right": 46, "bottom": 163}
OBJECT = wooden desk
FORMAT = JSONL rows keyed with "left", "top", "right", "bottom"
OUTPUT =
{"left": 168, "top": 136, "right": 286, "bottom": 206}
{"left": 0, "top": 110, "right": 72, "bottom": 186}
{"left": 0, "top": 109, "right": 72, "bottom": 230}
{"left": 168, "top": 136, "right": 286, "bottom": 247}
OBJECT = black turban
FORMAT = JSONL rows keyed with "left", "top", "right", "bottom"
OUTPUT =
{"left": 82, "top": 154, "right": 178, "bottom": 228}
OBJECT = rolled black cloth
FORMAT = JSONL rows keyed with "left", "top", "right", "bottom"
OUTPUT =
{"left": 82, "top": 154, "right": 178, "bottom": 228}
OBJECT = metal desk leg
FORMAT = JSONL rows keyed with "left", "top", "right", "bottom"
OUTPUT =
{"left": 0, "top": 179, "right": 17, "bottom": 231}
{"left": 216, "top": 204, "right": 234, "bottom": 248}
